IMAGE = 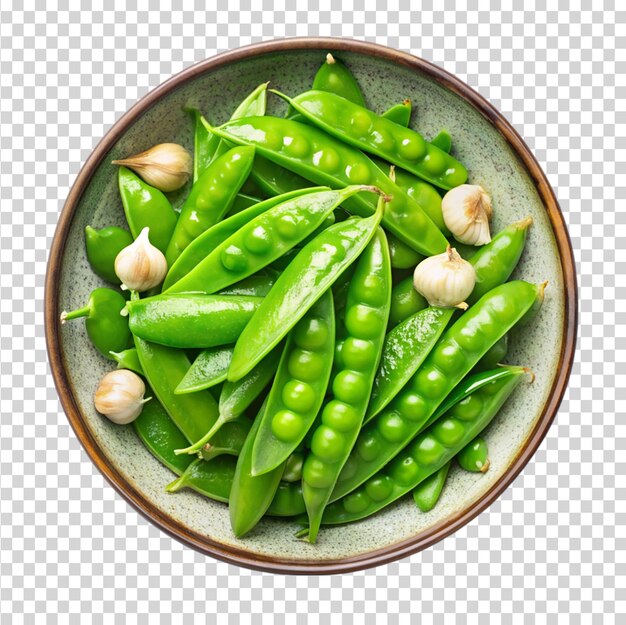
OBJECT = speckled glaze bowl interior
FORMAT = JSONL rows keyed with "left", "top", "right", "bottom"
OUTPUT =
{"left": 46, "top": 38, "right": 576, "bottom": 574}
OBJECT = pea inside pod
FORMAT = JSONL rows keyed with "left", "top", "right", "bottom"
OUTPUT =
{"left": 457, "top": 437, "right": 490, "bottom": 472}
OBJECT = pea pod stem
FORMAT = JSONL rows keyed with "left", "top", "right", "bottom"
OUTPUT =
{"left": 60, "top": 305, "right": 90, "bottom": 322}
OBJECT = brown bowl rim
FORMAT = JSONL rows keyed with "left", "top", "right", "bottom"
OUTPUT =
{"left": 45, "top": 36, "right": 578, "bottom": 575}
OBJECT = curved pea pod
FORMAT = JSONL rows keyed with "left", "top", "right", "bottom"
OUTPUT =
{"left": 412, "top": 461, "right": 450, "bottom": 512}
{"left": 228, "top": 193, "right": 385, "bottom": 382}
{"left": 388, "top": 233, "right": 424, "bottom": 269}
{"left": 321, "top": 365, "right": 527, "bottom": 524}
{"left": 381, "top": 99, "right": 412, "bottom": 126}
{"left": 200, "top": 418, "right": 252, "bottom": 461}
{"left": 389, "top": 276, "right": 428, "bottom": 328}
{"left": 330, "top": 280, "right": 544, "bottom": 503}
{"left": 302, "top": 227, "right": 392, "bottom": 542}
{"left": 313, "top": 53, "right": 366, "bottom": 106}
{"left": 110, "top": 347, "right": 143, "bottom": 375}
{"left": 250, "top": 155, "right": 310, "bottom": 197}
{"left": 163, "top": 188, "right": 319, "bottom": 290}
{"left": 117, "top": 167, "right": 178, "bottom": 254}
{"left": 431, "top": 129, "right": 452, "bottom": 154}
{"left": 60, "top": 288, "right": 132, "bottom": 358}
{"left": 177, "top": 344, "right": 283, "bottom": 455}
{"left": 251, "top": 290, "right": 335, "bottom": 477}
{"left": 165, "top": 146, "right": 256, "bottom": 266}
{"left": 365, "top": 307, "right": 455, "bottom": 423}
{"left": 134, "top": 336, "right": 219, "bottom": 443}
{"left": 85, "top": 226, "right": 133, "bottom": 284}
{"left": 204, "top": 115, "right": 449, "bottom": 256}
{"left": 275, "top": 90, "right": 467, "bottom": 190}
{"left": 474, "top": 334, "right": 508, "bottom": 372}
{"left": 166, "top": 186, "right": 368, "bottom": 296}
{"left": 188, "top": 107, "right": 220, "bottom": 183}
{"left": 457, "top": 437, "right": 490, "bottom": 472}
{"left": 467, "top": 217, "right": 533, "bottom": 304}
{"left": 175, "top": 346, "right": 234, "bottom": 394}
{"left": 126, "top": 294, "right": 262, "bottom": 349}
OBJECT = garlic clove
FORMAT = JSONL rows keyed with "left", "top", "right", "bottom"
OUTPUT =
{"left": 114, "top": 227, "right": 168, "bottom": 292}
{"left": 413, "top": 245, "right": 476, "bottom": 309}
{"left": 94, "top": 369, "right": 150, "bottom": 425}
{"left": 441, "top": 184, "right": 493, "bottom": 246}
{"left": 112, "top": 143, "right": 192, "bottom": 192}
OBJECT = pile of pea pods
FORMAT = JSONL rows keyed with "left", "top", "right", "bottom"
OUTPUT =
{"left": 65, "top": 53, "right": 544, "bottom": 542}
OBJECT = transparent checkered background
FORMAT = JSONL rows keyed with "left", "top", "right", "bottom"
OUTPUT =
{"left": 1, "top": 1, "right": 624, "bottom": 622}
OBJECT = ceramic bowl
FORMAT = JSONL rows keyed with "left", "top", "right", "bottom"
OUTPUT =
{"left": 45, "top": 38, "right": 577, "bottom": 574}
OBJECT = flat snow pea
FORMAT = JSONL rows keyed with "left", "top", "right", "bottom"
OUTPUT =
{"left": 204, "top": 115, "right": 449, "bottom": 256}
{"left": 85, "top": 226, "right": 133, "bottom": 284}
{"left": 126, "top": 294, "right": 262, "bottom": 349}
{"left": 412, "top": 461, "right": 450, "bottom": 512}
{"left": 60, "top": 288, "right": 131, "bottom": 358}
{"left": 431, "top": 129, "right": 452, "bottom": 153}
{"left": 175, "top": 346, "right": 234, "bottom": 394}
{"left": 163, "top": 188, "right": 321, "bottom": 290}
{"left": 252, "top": 291, "right": 335, "bottom": 477}
{"left": 312, "top": 52, "right": 365, "bottom": 105}
{"left": 457, "top": 437, "right": 490, "bottom": 472}
{"left": 166, "top": 186, "right": 368, "bottom": 296}
{"left": 277, "top": 90, "right": 468, "bottom": 190}
{"left": 117, "top": 167, "right": 178, "bottom": 254}
{"left": 321, "top": 366, "right": 526, "bottom": 525}
{"left": 228, "top": 194, "right": 385, "bottom": 382}
{"left": 389, "top": 276, "right": 428, "bottom": 328}
{"left": 330, "top": 280, "right": 543, "bottom": 503}
{"left": 165, "top": 146, "right": 256, "bottom": 266}
{"left": 302, "top": 228, "right": 391, "bottom": 542}
{"left": 110, "top": 347, "right": 143, "bottom": 375}
{"left": 381, "top": 99, "right": 412, "bottom": 126}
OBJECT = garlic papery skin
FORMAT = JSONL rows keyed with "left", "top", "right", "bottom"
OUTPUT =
{"left": 94, "top": 369, "right": 150, "bottom": 425}
{"left": 413, "top": 246, "right": 476, "bottom": 310}
{"left": 114, "top": 227, "right": 168, "bottom": 292}
{"left": 112, "top": 143, "right": 192, "bottom": 192}
{"left": 441, "top": 184, "right": 493, "bottom": 246}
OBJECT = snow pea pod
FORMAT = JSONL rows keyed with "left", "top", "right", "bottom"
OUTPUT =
{"left": 188, "top": 107, "right": 220, "bottom": 183}
{"left": 431, "top": 129, "right": 452, "bottom": 154}
{"left": 163, "top": 188, "right": 320, "bottom": 290}
{"left": 166, "top": 186, "right": 366, "bottom": 296}
{"left": 110, "top": 347, "right": 143, "bottom": 375}
{"left": 312, "top": 53, "right": 366, "bottom": 106}
{"left": 117, "top": 167, "right": 178, "bottom": 254}
{"left": 412, "top": 461, "right": 450, "bottom": 512}
{"left": 330, "top": 280, "right": 543, "bottom": 503}
{"left": 276, "top": 90, "right": 467, "bottom": 190}
{"left": 84, "top": 226, "right": 133, "bottom": 284}
{"left": 457, "top": 437, "right": 490, "bottom": 472}
{"left": 126, "top": 294, "right": 262, "bottom": 349}
{"left": 165, "top": 146, "right": 256, "bottom": 266}
{"left": 251, "top": 291, "right": 335, "bottom": 477}
{"left": 381, "top": 99, "right": 412, "bottom": 126}
{"left": 228, "top": 194, "right": 385, "bottom": 382}
{"left": 365, "top": 307, "right": 455, "bottom": 423}
{"left": 321, "top": 365, "right": 526, "bottom": 525}
{"left": 60, "top": 288, "right": 131, "bottom": 358}
{"left": 302, "top": 228, "right": 391, "bottom": 542}
{"left": 204, "top": 116, "right": 449, "bottom": 256}
{"left": 174, "top": 346, "right": 234, "bottom": 394}
{"left": 389, "top": 277, "right": 428, "bottom": 328}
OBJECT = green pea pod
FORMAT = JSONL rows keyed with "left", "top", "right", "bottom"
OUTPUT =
{"left": 250, "top": 155, "right": 310, "bottom": 197}
{"left": 175, "top": 346, "right": 234, "bottom": 394}
{"left": 178, "top": 344, "right": 283, "bottom": 455}
{"left": 457, "top": 437, "right": 490, "bottom": 472}
{"left": 126, "top": 294, "right": 262, "bottom": 349}
{"left": 228, "top": 192, "right": 385, "bottom": 382}
{"left": 166, "top": 186, "right": 367, "bottom": 296}
{"left": 229, "top": 400, "right": 286, "bottom": 536}
{"left": 412, "top": 461, "right": 450, "bottom": 512}
{"left": 431, "top": 129, "right": 452, "bottom": 153}
{"left": 331, "top": 280, "right": 543, "bottom": 503}
{"left": 269, "top": 481, "right": 306, "bottom": 516}
{"left": 200, "top": 419, "right": 252, "bottom": 461}
{"left": 275, "top": 90, "right": 467, "bottom": 189}
{"left": 134, "top": 336, "right": 219, "bottom": 443}
{"left": 188, "top": 107, "right": 221, "bottom": 183}
{"left": 365, "top": 307, "right": 455, "bottom": 423}
{"left": 381, "top": 99, "right": 412, "bottom": 126}
{"left": 60, "top": 288, "right": 131, "bottom": 358}
{"left": 165, "top": 146, "right": 256, "bottom": 266}
{"left": 163, "top": 188, "right": 320, "bottom": 290}
{"left": 204, "top": 116, "right": 449, "bottom": 256}
{"left": 388, "top": 233, "right": 424, "bottom": 269}
{"left": 85, "top": 226, "right": 133, "bottom": 284}
{"left": 110, "top": 347, "right": 143, "bottom": 375}
{"left": 389, "top": 276, "right": 428, "bottom": 328}
{"left": 467, "top": 217, "right": 533, "bottom": 304}
{"left": 321, "top": 366, "right": 527, "bottom": 525}
{"left": 303, "top": 227, "right": 392, "bottom": 542}
{"left": 312, "top": 53, "right": 366, "bottom": 106}
{"left": 474, "top": 335, "right": 508, "bottom": 372}
{"left": 251, "top": 290, "right": 335, "bottom": 477}
{"left": 117, "top": 167, "right": 178, "bottom": 254}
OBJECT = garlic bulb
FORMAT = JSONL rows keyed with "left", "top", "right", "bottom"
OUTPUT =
{"left": 413, "top": 246, "right": 476, "bottom": 309}
{"left": 114, "top": 227, "right": 167, "bottom": 292}
{"left": 442, "top": 184, "right": 493, "bottom": 246}
{"left": 112, "top": 143, "right": 192, "bottom": 192}
{"left": 94, "top": 369, "right": 150, "bottom": 425}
